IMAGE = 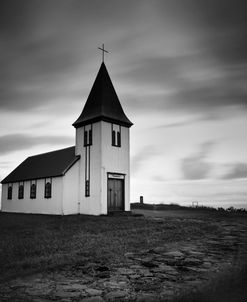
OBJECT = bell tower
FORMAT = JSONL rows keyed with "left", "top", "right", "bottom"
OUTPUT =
{"left": 73, "top": 61, "right": 133, "bottom": 215}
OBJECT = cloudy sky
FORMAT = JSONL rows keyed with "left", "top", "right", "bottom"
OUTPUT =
{"left": 1, "top": 0, "right": 247, "bottom": 208}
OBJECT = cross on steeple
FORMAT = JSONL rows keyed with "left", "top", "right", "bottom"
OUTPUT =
{"left": 98, "top": 44, "right": 109, "bottom": 62}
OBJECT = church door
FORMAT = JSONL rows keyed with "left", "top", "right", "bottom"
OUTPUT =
{"left": 107, "top": 178, "right": 124, "bottom": 212}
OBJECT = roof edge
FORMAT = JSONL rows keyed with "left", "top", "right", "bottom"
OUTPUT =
{"left": 1, "top": 174, "right": 64, "bottom": 184}
{"left": 73, "top": 116, "right": 133, "bottom": 128}
{"left": 62, "top": 155, "right": 80, "bottom": 175}
{"left": 1, "top": 155, "right": 81, "bottom": 184}
{"left": 1, "top": 146, "right": 77, "bottom": 184}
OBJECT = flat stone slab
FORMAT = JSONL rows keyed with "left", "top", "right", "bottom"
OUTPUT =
{"left": 81, "top": 297, "right": 105, "bottom": 302}
{"left": 85, "top": 288, "right": 103, "bottom": 296}
{"left": 163, "top": 251, "right": 184, "bottom": 258}
{"left": 104, "top": 290, "right": 127, "bottom": 300}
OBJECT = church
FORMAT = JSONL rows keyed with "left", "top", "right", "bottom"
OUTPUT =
{"left": 1, "top": 59, "right": 133, "bottom": 215}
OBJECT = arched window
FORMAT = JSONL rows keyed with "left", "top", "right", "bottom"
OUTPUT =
{"left": 18, "top": 184, "right": 24, "bottom": 199}
{"left": 112, "top": 125, "right": 121, "bottom": 147}
{"left": 45, "top": 182, "right": 52, "bottom": 198}
{"left": 84, "top": 128, "right": 93, "bottom": 146}
{"left": 30, "top": 183, "right": 36, "bottom": 199}
{"left": 7, "top": 185, "right": 12, "bottom": 200}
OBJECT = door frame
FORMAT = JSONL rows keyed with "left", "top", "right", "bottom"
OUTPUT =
{"left": 107, "top": 172, "right": 125, "bottom": 212}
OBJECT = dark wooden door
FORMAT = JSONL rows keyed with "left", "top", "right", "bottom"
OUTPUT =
{"left": 107, "top": 179, "right": 124, "bottom": 211}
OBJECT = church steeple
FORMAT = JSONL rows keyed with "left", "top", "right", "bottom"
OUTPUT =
{"left": 73, "top": 62, "right": 133, "bottom": 128}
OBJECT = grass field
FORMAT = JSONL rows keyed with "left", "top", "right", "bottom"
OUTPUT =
{"left": 0, "top": 209, "right": 246, "bottom": 301}
{"left": 0, "top": 211, "right": 219, "bottom": 282}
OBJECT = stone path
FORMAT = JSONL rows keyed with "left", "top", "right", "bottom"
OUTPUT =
{"left": 0, "top": 218, "right": 247, "bottom": 301}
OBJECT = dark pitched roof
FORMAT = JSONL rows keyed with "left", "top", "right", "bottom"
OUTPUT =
{"left": 1, "top": 146, "right": 80, "bottom": 184}
{"left": 73, "top": 62, "right": 133, "bottom": 128}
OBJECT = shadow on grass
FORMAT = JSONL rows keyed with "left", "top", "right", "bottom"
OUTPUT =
{"left": 174, "top": 261, "right": 247, "bottom": 302}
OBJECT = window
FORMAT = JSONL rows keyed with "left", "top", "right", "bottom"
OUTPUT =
{"left": 112, "top": 126, "right": 121, "bottom": 147}
{"left": 117, "top": 131, "right": 121, "bottom": 147}
{"left": 85, "top": 180, "right": 90, "bottom": 197}
{"left": 89, "top": 129, "right": 92, "bottom": 145}
{"left": 84, "top": 130, "right": 88, "bottom": 146}
{"left": 84, "top": 128, "right": 92, "bottom": 146}
{"left": 30, "top": 183, "right": 36, "bottom": 199}
{"left": 7, "top": 185, "right": 12, "bottom": 200}
{"left": 45, "top": 182, "right": 52, "bottom": 198}
{"left": 18, "top": 183, "right": 24, "bottom": 199}
{"left": 112, "top": 130, "right": 116, "bottom": 146}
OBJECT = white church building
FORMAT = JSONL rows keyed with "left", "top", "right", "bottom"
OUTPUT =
{"left": 1, "top": 62, "right": 133, "bottom": 215}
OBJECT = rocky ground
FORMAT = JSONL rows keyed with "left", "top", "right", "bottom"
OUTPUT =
{"left": 1, "top": 213, "right": 247, "bottom": 302}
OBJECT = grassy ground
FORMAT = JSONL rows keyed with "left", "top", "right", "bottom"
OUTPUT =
{"left": 0, "top": 211, "right": 218, "bottom": 282}
{"left": 1, "top": 210, "right": 247, "bottom": 302}
{"left": 174, "top": 263, "right": 247, "bottom": 302}
{"left": 132, "top": 208, "right": 247, "bottom": 221}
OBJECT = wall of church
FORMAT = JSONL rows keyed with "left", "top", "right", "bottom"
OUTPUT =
{"left": 74, "top": 121, "right": 130, "bottom": 215}
{"left": 1, "top": 177, "right": 63, "bottom": 214}
{"left": 85, "top": 122, "right": 102, "bottom": 215}
{"left": 62, "top": 160, "right": 80, "bottom": 215}
{"left": 100, "top": 121, "right": 130, "bottom": 214}
{"left": 75, "top": 122, "right": 102, "bottom": 215}
{"left": 75, "top": 127, "right": 83, "bottom": 157}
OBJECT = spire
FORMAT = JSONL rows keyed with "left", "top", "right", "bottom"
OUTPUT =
{"left": 73, "top": 62, "right": 133, "bottom": 128}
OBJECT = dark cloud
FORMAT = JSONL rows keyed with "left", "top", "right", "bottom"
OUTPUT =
{"left": 180, "top": 142, "right": 214, "bottom": 180}
{"left": 0, "top": 33, "right": 81, "bottom": 111}
{"left": 170, "top": 77, "right": 247, "bottom": 113}
{"left": 158, "top": 0, "right": 247, "bottom": 44}
{"left": 0, "top": 0, "right": 34, "bottom": 38}
{"left": 184, "top": 0, "right": 247, "bottom": 66}
{"left": 120, "top": 0, "right": 247, "bottom": 116}
{"left": 122, "top": 56, "right": 180, "bottom": 88}
{"left": 222, "top": 163, "right": 247, "bottom": 179}
{"left": 0, "top": 0, "right": 138, "bottom": 112}
{"left": 0, "top": 134, "right": 73, "bottom": 155}
{"left": 123, "top": 51, "right": 247, "bottom": 116}
{"left": 1, "top": 0, "right": 247, "bottom": 118}
{"left": 169, "top": 1, "right": 247, "bottom": 112}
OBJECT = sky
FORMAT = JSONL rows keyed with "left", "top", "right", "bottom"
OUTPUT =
{"left": 1, "top": 0, "right": 247, "bottom": 209}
